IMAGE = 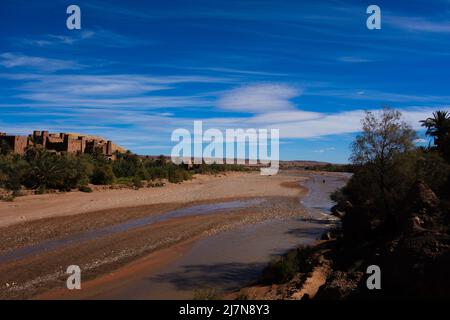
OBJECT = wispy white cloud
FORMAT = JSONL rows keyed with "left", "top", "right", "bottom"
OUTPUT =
{"left": 163, "top": 107, "right": 444, "bottom": 140}
{"left": 0, "top": 52, "right": 82, "bottom": 71}
{"left": 304, "top": 87, "right": 450, "bottom": 104}
{"left": 249, "top": 110, "right": 322, "bottom": 123}
{"left": 256, "top": 107, "right": 446, "bottom": 139}
{"left": 17, "top": 29, "right": 148, "bottom": 48}
{"left": 217, "top": 83, "right": 301, "bottom": 113}
{"left": 386, "top": 16, "right": 450, "bottom": 33}
{"left": 313, "top": 147, "right": 336, "bottom": 153}
{"left": 178, "top": 66, "right": 289, "bottom": 77}
{"left": 1, "top": 73, "right": 234, "bottom": 108}
{"left": 1, "top": 68, "right": 448, "bottom": 152}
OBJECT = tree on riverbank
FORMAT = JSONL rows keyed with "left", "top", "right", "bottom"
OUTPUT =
{"left": 322, "top": 108, "right": 450, "bottom": 298}
{"left": 349, "top": 108, "right": 417, "bottom": 233}
{"left": 332, "top": 108, "right": 450, "bottom": 242}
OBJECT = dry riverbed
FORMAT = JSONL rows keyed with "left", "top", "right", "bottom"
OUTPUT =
{"left": 0, "top": 171, "right": 316, "bottom": 299}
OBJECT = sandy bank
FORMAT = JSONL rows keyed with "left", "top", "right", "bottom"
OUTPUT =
{"left": 0, "top": 171, "right": 304, "bottom": 228}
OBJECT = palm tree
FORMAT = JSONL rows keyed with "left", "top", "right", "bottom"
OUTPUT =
{"left": 421, "top": 110, "right": 450, "bottom": 160}
{"left": 24, "top": 147, "right": 67, "bottom": 190}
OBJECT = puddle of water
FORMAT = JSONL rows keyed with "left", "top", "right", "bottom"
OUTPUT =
{"left": 0, "top": 199, "right": 264, "bottom": 264}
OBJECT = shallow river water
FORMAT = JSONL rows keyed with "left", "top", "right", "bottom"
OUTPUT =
{"left": 0, "top": 199, "right": 265, "bottom": 264}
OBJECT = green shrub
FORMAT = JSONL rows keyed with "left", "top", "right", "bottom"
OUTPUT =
{"left": 113, "top": 151, "right": 143, "bottom": 178}
{"left": 147, "top": 180, "right": 165, "bottom": 188}
{"left": 115, "top": 177, "right": 134, "bottom": 185}
{"left": 78, "top": 185, "right": 93, "bottom": 193}
{"left": 146, "top": 166, "right": 168, "bottom": 180}
{"left": 193, "top": 288, "right": 219, "bottom": 300}
{"left": 0, "top": 154, "right": 29, "bottom": 191}
{"left": 168, "top": 167, "right": 191, "bottom": 183}
{"left": 0, "top": 194, "right": 15, "bottom": 202}
{"left": 36, "top": 186, "right": 47, "bottom": 194}
{"left": 192, "top": 163, "right": 249, "bottom": 174}
{"left": 132, "top": 176, "right": 144, "bottom": 188}
{"left": 261, "top": 246, "right": 314, "bottom": 284}
{"left": 91, "top": 165, "right": 115, "bottom": 185}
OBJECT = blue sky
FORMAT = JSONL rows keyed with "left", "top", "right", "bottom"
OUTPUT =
{"left": 1, "top": 0, "right": 449, "bottom": 163}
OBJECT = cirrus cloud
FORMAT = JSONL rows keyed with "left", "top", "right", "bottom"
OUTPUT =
{"left": 0, "top": 52, "right": 83, "bottom": 71}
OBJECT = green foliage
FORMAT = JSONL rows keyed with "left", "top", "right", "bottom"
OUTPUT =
{"left": 14, "top": 148, "right": 93, "bottom": 191}
{"left": 56, "top": 154, "right": 93, "bottom": 191}
{"left": 349, "top": 108, "right": 417, "bottom": 215}
{"left": 112, "top": 151, "right": 142, "bottom": 178}
{"left": 0, "top": 150, "right": 200, "bottom": 195}
{"left": 0, "top": 140, "right": 11, "bottom": 156}
{"left": 261, "top": 246, "right": 314, "bottom": 284}
{"left": 0, "top": 193, "right": 16, "bottom": 202}
{"left": 351, "top": 108, "right": 417, "bottom": 165}
{"left": 397, "top": 150, "right": 450, "bottom": 195}
{"left": 147, "top": 180, "right": 165, "bottom": 188}
{"left": 91, "top": 165, "right": 116, "bottom": 185}
{"left": 0, "top": 148, "right": 249, "bottom": 197}
{"left": 79, "top": 185, "right": 93, "bottom": 193}
{"left": 334, "top": 108, "right": 450, "bottom": 243}
{"left": 168, "top": 166, "right": 192, "bottom": 183}
{"left": 36, "top": 186, "right": 47, "bottom": 194}
{"left": 23, "top": 148, "right": 67, "bottom": 190}
{"left": 192, "top": 288, "right": 219, "bottom": 300}
{"left": 146, "top": 166, "right": 168, "bottom": 180}
{"left": 132, "top": 176, "right": 144, "bottom": 188}
{"left": 421, "top": 110, "right": 450, "bottom": 161}
{"left": 192, "top": 163, "right": 250, "bottom": 174}
{"left": 0, "top": 154, "right": 29, "bottom": 191}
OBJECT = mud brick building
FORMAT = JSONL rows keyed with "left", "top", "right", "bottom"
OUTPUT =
{"left": 0, "top": 131, "right": 123, "bottom": 159}
{"left": 0, "top": 132, "right": 28, "bottom": 155}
